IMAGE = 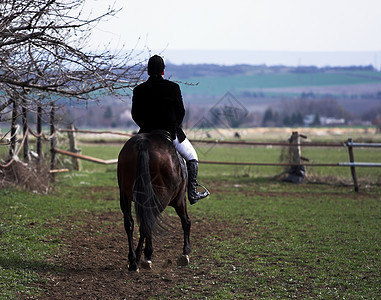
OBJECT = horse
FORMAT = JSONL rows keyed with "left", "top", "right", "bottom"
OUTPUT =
{"left": 117, "top": 131, "right": 191, "bottom": 271}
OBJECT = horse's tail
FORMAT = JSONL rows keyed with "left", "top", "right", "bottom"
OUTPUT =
{"left": 133, "top": 136, "right": 162, "bottom": 238}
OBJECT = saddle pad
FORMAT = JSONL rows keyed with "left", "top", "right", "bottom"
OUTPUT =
{"left": 176, "top": 151, "right": 187, "bottom": 180}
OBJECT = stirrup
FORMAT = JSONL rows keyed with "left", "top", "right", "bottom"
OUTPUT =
{"left": 189, "top": 183, "right": 210, "bottom": 205}
{"left": 197, "top": 183, "right": 210, "bottom": 195}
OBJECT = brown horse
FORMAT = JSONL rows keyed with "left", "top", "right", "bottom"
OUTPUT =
{"left": 117, "top": 132, "right": 191, "bottom": 271}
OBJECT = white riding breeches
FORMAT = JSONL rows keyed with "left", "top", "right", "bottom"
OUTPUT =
{"left": 173, "top": 137, "right": 198, "bottom": 162}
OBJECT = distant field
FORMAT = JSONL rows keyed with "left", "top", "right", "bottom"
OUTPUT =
{"left": 258, "top": 82, "right": 381, "bottom": 96}
{"left": 176, "top": 70, "right": 381, "bottom": 97}
{"left": 186, "top": 126, "right": 381, "bottom": 142}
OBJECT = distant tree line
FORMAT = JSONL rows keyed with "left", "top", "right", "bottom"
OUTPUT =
{"left": 57, "top": 95, "right": 377, "bottom": 129}
{"left": 261, "top": 97, "right": 351, "bottom": 127}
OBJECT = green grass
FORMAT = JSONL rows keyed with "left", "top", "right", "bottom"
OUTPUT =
{"left": 1, "top": 142, "right": 380, "bottom": 298}
{"left": 187, "top": 178, "right": 380, "bottom": 298}
{"left": 178, "top": 70, "right": 381, "bottom": 96}
{"left": 0, "top": 150, "right": 120, "bottom": 298}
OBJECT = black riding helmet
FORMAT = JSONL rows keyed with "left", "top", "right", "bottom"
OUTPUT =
{"left": 147, "top": 55, "right": 165, "bottom": 76}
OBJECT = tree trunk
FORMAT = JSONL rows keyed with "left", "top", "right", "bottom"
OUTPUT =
{"left": 50, "top": 103, "right": 56, "bottom": 178}
{"left": 22, "top": 99, "right": 30, "bottom": 161}
{"left": 37, "top": 102, "right": 42, "bottom": 163}
{"left": 9, "top": 99, "right": 18, "bottom": 157}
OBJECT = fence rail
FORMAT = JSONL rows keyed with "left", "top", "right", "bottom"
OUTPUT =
{"left": 53, "top": 148, "right": 118, "bottom": 165}
{"left": 347, "top": 142, "right": 381, "bottom": 148}
{"left": 191, "top": 139, "right": 345, "bottom": 148}
{"left": 57, "top": 128, "right": 133, "bottom": 137}
{"left": 198, "top": 160, "right": 381, "bottom": 168}
{"left": 2, "top": 127, "right": 380, "bottom": 192}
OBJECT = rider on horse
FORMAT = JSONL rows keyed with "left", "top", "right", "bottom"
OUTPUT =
{"left": 131, "top": 55, "right": 210, "bottom": 205}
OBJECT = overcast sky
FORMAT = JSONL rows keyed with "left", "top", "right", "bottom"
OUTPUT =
{"left": 84, "top": 0, "right": 381, "bottom": 66}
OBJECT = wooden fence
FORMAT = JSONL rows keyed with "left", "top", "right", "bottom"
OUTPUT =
{"left": 1, "top": 125, "right": 380, "bottom": 192}
{"left": 52, "top": 129, "right": 381, "bottom": 192}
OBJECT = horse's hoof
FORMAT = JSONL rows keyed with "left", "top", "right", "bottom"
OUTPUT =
{"left": 177, "top": 255, "right": 190, "bottom": 267}
{"left": 128, "top": 265, "right": 139, "bottom": 272}
{"left": 141, "top": 259, "right": 152, "bottom": 270}
{"left": 128, "top": 267, "right": 139, "bottom": 272}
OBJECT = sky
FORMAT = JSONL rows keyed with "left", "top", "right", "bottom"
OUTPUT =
{"left": 84, "top": 0, "right": 381, "bottom": 67}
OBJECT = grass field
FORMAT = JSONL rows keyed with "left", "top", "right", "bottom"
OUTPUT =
{"left": 0, "top": 133, "right": 380, "bottom": 298}
{"left": 178, "top": 69, "right": 381, "bottom": 96}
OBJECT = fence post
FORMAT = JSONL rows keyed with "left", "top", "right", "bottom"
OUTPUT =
{"left": 50, "top": 102, "right": 56, "bottom": 177}
{"left": 67, "top": 124, "right": 81, "bottom": 170}
{"left": 347, "top": 138, "right": 359, "bottom": 192}
{"left": 22, "top": 99, "right": 30, "bottom": 162}
{"left": 9, "top": 99, "right": 18, "bottom": 157}
{"left": 290, "top": 131, "right": 301, "bottom": 164}
{"left": 283, "top": 131, "right": 306, "bottom": 183}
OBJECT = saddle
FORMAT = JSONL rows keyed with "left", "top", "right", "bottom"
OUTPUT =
{"left": 146, "top": 130, "right": 187, "bottom": 180}
{"left": 148, "top": 130, "right": 173, "bottom": 143}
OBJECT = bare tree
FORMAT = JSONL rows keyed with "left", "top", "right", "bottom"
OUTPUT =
{"left": 0, "top": 0, "right": 146, "bottom": 121}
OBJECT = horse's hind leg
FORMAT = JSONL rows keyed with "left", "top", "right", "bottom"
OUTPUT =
{"left": 123, "top": 211, "right": 139, "bottom": 271}
{"left": 175, "top": 198, "right": 191, "bottom": 266}
{"left": 141, "top": 231, "right": 153, "bottom": 269}
{"left": 135, "top": 232, "right": 144, "bottom": 265}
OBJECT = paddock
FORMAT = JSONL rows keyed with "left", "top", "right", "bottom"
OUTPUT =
{"left": 1, "top": 127, "right": 380, "bottom": 298}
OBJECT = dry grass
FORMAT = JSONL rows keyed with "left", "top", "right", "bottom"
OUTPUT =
{"left": 0, "top": 159, "right": 51, "bottom": 194}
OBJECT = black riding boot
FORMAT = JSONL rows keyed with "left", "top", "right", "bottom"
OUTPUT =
{"left": 187, "top": 159, "right": 210, "bottom": 205}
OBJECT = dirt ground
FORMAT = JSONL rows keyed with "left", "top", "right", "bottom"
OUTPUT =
{"left": 32, "top": 209, "right": 229, "bottom": 299}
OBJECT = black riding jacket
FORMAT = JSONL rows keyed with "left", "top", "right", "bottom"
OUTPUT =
{"left": 131, "top": 76, "right": 186, "bottom": 142}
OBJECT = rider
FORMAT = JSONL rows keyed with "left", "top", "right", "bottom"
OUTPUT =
{"left": 131, "top": 54, "right": 210, "bottom": 205}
